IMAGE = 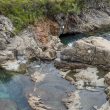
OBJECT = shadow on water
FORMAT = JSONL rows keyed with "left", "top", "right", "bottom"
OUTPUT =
{"left": 0, "top": 68, "right": 17, "bottom": 83}
{"left": 59, "top": 32, "right": 88, "bottom": 46}
{"left": 59, "top": 26, "right": 110, "bottom": 46}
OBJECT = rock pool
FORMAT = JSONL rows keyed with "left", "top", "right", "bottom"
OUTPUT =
{"left": 0, "top": 61, "right": 108, "bottom": 110}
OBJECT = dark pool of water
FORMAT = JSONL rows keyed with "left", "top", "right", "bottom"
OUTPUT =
{"left": 59, "top": 31, "right": 110, "bottom": 46}
{"left": 59, "top": 33, "right": 88, "bottom": 46}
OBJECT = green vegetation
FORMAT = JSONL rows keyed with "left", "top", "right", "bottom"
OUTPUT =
{"left": 0, "top": 0, "right": 83, "bottom": 32}
{"left": 0, "top": 0, "right": 110, "bottom": 32}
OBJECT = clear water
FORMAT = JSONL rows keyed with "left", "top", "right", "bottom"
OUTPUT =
{"left": 0, "top": 69, "right": 34, "bottom": 110}
{"left": 29, "top": 62, "right": 107, "bottom": 110}
{"left": 0, "top": 62, "right": 107, "bottom": 110}
{"left": 28, "top": 61, "right": 75, "bottom": 110}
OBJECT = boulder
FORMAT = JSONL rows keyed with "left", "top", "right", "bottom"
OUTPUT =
{"left": 61, "top": 36, "right": 110, "bottom": 70}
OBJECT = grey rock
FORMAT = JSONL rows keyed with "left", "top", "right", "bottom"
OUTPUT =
{"left": 0, "top": 50, "right": 15, "bottom": 64}
{"left": 0, "top": 15, "right": 14, "bottom": 50}
{"left": 7, "top": 27, "right": 63, "bottom": 60}
{"left": 61, "top": 36, "right": 110, "bottom": 70}
{"left": 54, "top": 0, "right": 110, "bottom": 34}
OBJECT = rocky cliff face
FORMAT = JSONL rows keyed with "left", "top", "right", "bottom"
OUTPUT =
{"left": 55, "top": 11, "right": 110, "bottom": 34}
{"left": 53, "top": 0, "right": 110, "bottom": 34}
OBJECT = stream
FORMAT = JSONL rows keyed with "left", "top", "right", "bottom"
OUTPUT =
{"left": 0, "top": 32, "right": 109, "bottom": 110}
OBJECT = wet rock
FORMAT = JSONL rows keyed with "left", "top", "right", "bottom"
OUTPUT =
{"left": 65, "top": 76, "right": 75, "bottom": 85}
{"left": 28, "top": 94, "right": 51, "bottom": 110}
{"left": 61, "top": 36, "right": 110, "bottom": 70}
{"left": 62, "top": 91, "right": 81, "bottom": 110}
{"left": 31, "top": 72, "right": 46, "bottom": 82}
{"left": 104, "top": 72, "right": 110, "bottom": 86}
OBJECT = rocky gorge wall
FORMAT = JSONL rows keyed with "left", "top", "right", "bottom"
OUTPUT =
{"left": 49, "top": 0, "right": 110, "bottom": 34}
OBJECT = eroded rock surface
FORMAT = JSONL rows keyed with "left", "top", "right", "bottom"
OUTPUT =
{"left": 7, "top": 27, "right": 62, "bottom": 60}
{"left": 61, "top": 36, "right": 110, "bottom": 70}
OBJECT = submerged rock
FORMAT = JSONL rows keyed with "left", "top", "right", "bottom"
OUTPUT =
{"left": 31, "top": 71, "right": 46, "bottom": 82}
{"left": 62, "top": 91, "right": 81, "bottom": 110}
{"left": 61, "top": 36, "right": 110, "bottom": 70}
{"left": 28, "top": 94, "right": 51, "bottom": 110}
